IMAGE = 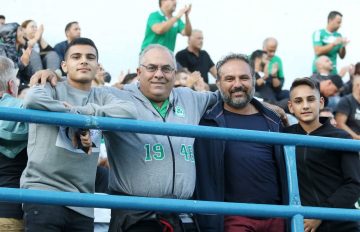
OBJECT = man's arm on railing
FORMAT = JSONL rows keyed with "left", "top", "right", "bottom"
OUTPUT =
{"left": 75, "top": 89, "right": 137, "bottom": 118}
{"left": 23, "top": 84, "right": 71, "bottom": 112}
{"left": 24, "top": 84, "right": 137, "bottom": 119}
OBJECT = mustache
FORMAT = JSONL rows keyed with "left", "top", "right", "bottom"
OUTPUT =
{"left": 230, "top": 86, "right": 246, "bottom": 94}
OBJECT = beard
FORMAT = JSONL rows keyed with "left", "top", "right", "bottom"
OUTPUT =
{"left": 219, "top": 85, "right": 255, "bottom": 109}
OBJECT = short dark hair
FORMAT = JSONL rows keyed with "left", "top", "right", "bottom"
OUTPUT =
{"left": 0, "top": 15, "right": 5, "bottom": 20}
{"left": 159, "top": 0, "right": 162, "bottom": 7}
{"left": 328, "top": 11, "right": 342, "bottom": 22}
{"left": 320, "top": 107, "right": 332, "bottom": 114}
{"left": 104, "top": 72, "right": 112, "bottom": 83}
{"left": 64, "top": 37, "right": 99, "bottom": 61}
{"left": 290, "top": 77, "right": 320, "bottom": 95}
{"left": 354, "top": 62, "right": 360, "bottom": 76}
{"left": 121, "top": 73, "right": 137, "bottom": 85}
{"left": 216, "top": 53, "right": 254, "bottom": 80}
{"left": 328, "top": 74, "right": 343, "bottom": 90}
{"left": 250, "top": 50, "right": 266, "bottom": 69}
{"left": 65, "top": 21, "right": 78, "bottom": 33}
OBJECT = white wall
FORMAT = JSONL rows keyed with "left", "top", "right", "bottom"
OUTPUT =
{"left": 3, "top": 0, "right": 359, "bottom": 88}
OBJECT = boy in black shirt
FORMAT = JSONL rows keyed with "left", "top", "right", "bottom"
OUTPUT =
{"left": 285, "top": 77, "right": 360, "bottom": 232}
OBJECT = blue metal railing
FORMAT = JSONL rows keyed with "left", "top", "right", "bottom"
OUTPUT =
{"left": 1, "top": 106, "right": 360, "bottom": 232}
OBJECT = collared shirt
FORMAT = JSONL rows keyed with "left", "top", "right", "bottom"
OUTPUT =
{"left": 150, "top": 98, "right": 170, "bottom": 118}
{"left": 176, "top": 48, "right": 215, "bottom": 83}
{"left": 141, "top": 11, "right": 185, "bottom": 51}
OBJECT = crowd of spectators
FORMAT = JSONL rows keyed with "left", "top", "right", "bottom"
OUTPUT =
{"left": 0, "top": 4, "right": 360, "bottom": 232}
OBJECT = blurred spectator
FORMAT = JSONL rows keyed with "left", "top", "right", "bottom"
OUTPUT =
{"left": 263, "top": 37, "right": 286, "bottom": 88}
{"left": 335, "top": 74, "right": 360, "bottom": 139}
{"left": 140, "top": 0, "right": 191, "bottom": 51}
{"left": 0, "top": 15, "right": 5, "bottom": 26}
{"left": 174, "top": 68, "right": 188, "bottom": 87}
{"left": 176, "top": 29, "right": 216, "bottom": 83}
{"left": 317, "top": 74, "right": 343, "bottom": 107}
{"left": 312, "top": 11, "right": 349, "bottom": 74}
{"left": 262, "top": 37, "right": 289, "bottom": 104}
{"left": 319, "top": 74, "right": 344, "bottom": 111}
{"left": 112, "top": 72, "right": 137, "bottom": 89}
{"left": 121, "top": 73, "right": 137, "bottom": 84}
{"left": 250, "top": 49, "right": 288, "bottom": 110}
{"left": 92, "top": 65, "right": 112, "bottom": 87}
{"left": 103, "top": 72, "right": 111, "bottom": 84}
{"left": 21, "top": 20, "right": 60, "bottom": 75}
{"left": 0, "top": 56, "right": 28, "bottom": 232}
{"left": 310, "top": 56, "right": 333, "bottom": 79}
{"left": 174, "top": 68, "right": 209, "bottom": 91}
{"left": 320, "top": 107, "right": 337, "bottom": 127}
{"left": 92, "top": 64, "right": 106, "bottom": 87}
{"left": 340, "top": 62, "right": 360, "bottom": 96}
{"left": 54, "top": 21, "right": 81, "bottom": 62}
{"left": 0, "top": 23, "right": 34, "bottom": 84}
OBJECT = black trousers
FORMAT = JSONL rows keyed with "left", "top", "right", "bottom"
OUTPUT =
{"left": 23, "top": 204, "right": 93, "bottom": 232}
{"left": 109, "top": 209, "right": 200, "bottom": 232}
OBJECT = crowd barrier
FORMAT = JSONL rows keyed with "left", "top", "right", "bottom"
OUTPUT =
{"left": 1, "top": 106, "right": 360, "bottom": 232}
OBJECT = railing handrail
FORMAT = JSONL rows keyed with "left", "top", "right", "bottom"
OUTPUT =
{"left": 0, "top": 187, "right": 359, "bottom": 221}
{"left": 1, "top": 106, "right": 360, "bottom": 232}
{"left": 1, "top": 107, "right": 360, "bottom": 151}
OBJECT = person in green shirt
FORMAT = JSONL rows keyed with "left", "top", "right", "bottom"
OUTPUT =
{"left": 312, "top": 11, "right": 349, "bottom": 74}
{"left": 140, "top": 0, "right": 192, "bottom": 52}
{"left": 262, "top": 37, "right": 289, "bottom": 106}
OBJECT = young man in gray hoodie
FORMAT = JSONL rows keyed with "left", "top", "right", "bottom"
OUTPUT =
{"left": 21, "top": 38, "right": 136, "bottom": 232}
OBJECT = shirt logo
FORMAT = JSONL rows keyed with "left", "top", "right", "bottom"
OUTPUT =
{"left": 355, "top": 108, "right": 360, "bottom": 120}
{"left": 175, "top": 106, "right": 185, "bottom": 117}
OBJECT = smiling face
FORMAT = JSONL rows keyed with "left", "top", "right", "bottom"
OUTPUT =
{"left": 288, "top": 84, "right": 324, "bottom": 127}
{"left": 217, "top": 59, "right": 255, "bottom": 111}
{"left": 23, "top": 20, "right": 37, "bottom": 39}
{"left": 61, "top": 44, "right": 98, "bottom": 90}
{"left": 137, "top": 47, "right": 176, "bottom": 104}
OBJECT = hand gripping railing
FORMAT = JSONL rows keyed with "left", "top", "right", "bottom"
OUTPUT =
{"left": 1, "top": 106, "right": 360, "bottom": 232}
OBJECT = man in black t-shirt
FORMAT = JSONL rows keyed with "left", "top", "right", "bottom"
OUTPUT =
{"left": 175, "top": 29, "right": 216, "bottom": 83}
{"left": 336, "top": 74, "right": 360, "bottom": 139}
{"left": 194, "top": 53, "right": 287, "bottom": 232}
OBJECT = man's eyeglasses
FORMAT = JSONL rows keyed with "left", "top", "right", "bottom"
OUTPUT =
{"left": 141, "top": 64, "right": 175, "bottom": 74}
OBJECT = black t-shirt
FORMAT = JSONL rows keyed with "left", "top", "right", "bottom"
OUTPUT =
{"left": 223, "top": 110, "right": 280, "bottom": 204}
{"left": 0, "top": 148, "right": 27, "bottom": 218}
{"left": 175, "top": 48, "right": 214, "bottom": 83}
{"left": 336, "top": 94, "right": 360, "bottom": 134}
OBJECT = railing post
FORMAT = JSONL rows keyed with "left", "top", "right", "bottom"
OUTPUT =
{"left": 291, "top": 214, "right": 305, "bottom": 232}
{"left": 284, "top": 145, "right": 304, "bottom": 232}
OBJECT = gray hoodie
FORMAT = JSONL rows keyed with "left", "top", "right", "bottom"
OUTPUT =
{"left": 20, "top": 81, "right": 136, "bottom": 218}
{"left": 105, "top": 83, "right": 216, "bottom": 199}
